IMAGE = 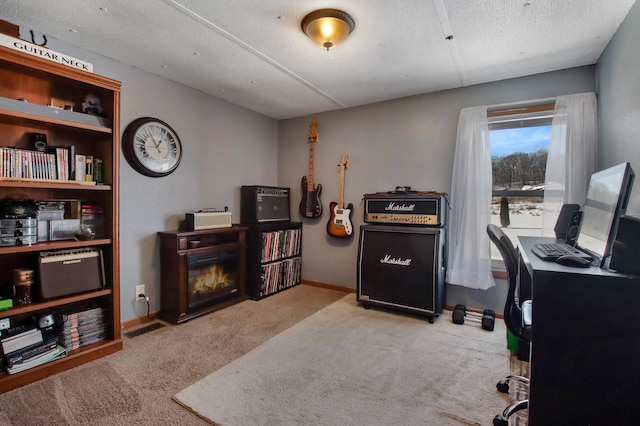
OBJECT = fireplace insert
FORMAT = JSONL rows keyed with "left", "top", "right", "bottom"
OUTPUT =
{"left": 187, "top": 250, "right": 239, "bottom": 313}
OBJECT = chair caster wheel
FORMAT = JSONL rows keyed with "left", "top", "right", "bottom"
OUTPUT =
{"left": 493, "top": 414, "right": 508, "bottom": 426}
{"left": 496, "top": 380, "right": 509, "bottom": 393}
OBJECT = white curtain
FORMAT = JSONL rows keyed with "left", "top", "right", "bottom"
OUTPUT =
{"left": 542, "top": 93, "right": 598, "bottom": 235}
{"left": 447, "top": 106, "right": 494, "bottom": 290}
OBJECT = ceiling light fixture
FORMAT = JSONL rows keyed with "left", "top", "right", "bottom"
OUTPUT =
{"left": 301, "top": 9, "right": 355, "bottom": 51}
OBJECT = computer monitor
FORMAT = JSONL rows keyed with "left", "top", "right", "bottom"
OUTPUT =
{"left": 576, "top": 162, "right": 635, "bottom": 266}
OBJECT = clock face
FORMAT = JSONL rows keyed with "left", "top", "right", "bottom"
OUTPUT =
{"left": 122, "top": 118, "right": 182, "bottom": 177}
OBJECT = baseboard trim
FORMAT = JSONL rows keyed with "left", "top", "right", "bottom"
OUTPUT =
{"left": 121, "top": 314, "right": 160, "bottom": 331}
{"left": 122, "top": 281, "right": 353, "bottom": 330}
{"left": 301, "top": 280, "right": 354, "bottom": 293}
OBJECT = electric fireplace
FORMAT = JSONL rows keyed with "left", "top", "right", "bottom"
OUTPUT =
{"left": 158, "top": 226, "right": 248, "bottom": 323}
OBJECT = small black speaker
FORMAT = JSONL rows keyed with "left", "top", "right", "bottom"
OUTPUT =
{"left": 610, "top": 215, "right": 640, "bottom": 274}
{"left": 554, "top": 203, "right": 581, "bottom": 240}
{"left": 565, "top": 210, "right": 583, "bottom": 246}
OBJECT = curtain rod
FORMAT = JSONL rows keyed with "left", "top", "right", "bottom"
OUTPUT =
{"left": 487, "top": 96, "right": 557, "bottom": 111}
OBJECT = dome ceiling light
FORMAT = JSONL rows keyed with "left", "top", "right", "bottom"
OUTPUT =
{"left": 301, "top": 9, "right": 355, "bottom": 51}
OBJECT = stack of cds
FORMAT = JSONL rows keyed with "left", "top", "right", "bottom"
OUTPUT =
{"left": 62, "top": 307, "right": 107, "bottom": 351}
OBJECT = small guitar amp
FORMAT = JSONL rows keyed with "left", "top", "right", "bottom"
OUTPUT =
{"left": 363, "top": 191, "right": 448, "bottom": 227}
{"left": 184, "top": 211, "right": 233, "bottom": 231}
{"left": 38, "top": 248, "right": 105, "bottom": 299}
{"left": 240, "top": 186, "right": 291, "bottom": 223}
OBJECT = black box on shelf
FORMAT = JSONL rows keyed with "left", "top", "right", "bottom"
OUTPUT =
{"left": 240, "top": 186, "right": 291, "bottom": 223}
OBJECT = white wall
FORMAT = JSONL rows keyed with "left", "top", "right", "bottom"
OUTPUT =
{"left": 278, "top": 67, "right": 596, "bottom": 312}
{"left": 597, "top": 0, "right": 640, "bottom": 216}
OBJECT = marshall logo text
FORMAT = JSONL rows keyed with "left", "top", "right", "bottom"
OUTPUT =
{"left": 385, "top": 202, "right": 416, "bottom": 212}
{"left": 380, "top": 254, "right": 412, "bottom": 266}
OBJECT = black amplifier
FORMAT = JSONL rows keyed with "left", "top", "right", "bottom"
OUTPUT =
{"left": 240, "top": 185, "right": 291, "bottom": 223}
{"left": 363, "top": 191, "right": 448, "bottom": 227}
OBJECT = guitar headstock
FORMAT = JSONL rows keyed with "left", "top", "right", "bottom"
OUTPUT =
{"left": 308, "top": 120, "right": 319, "bottom": 144}
{"left": 339, "top": 151, "right": 349, "bottom": 169}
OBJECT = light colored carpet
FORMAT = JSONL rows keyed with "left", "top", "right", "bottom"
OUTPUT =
{"left": 0, "top": 284, "right": 347, "bottom": 425}
{"left": 174, "top": 294, "right": 510, "bottom": 426}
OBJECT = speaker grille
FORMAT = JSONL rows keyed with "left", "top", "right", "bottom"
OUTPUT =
{"left": 357, "top": 225, "right": 445, "bottom": 316}
{"left": 241, "top": 186, "right": 291, "bottom": 223}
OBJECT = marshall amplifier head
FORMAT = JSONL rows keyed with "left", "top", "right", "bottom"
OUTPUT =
{"left": 241, "top": 186, "right": 291, "bottom": 223}
{"left": 363, "top": 192, "right": 448, "bottom": 227}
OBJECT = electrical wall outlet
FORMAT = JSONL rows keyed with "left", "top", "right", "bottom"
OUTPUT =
{"left": 0, "top": 317, "right": 10, "bottom": 330}
{"left": 135, "top": 284, "right": 146, "bottom": 301}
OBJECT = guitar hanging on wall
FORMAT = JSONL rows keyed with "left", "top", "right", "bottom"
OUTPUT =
{"left": 327, "top": 151, "right": 353, "bottom": 238}
{"left": 299, "top": 120, "right": 323, "bottom": 218}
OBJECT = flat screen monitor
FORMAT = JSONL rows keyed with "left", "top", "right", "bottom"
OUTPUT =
{"left": 577, "top": 162, "right": 635, "bottom": 266}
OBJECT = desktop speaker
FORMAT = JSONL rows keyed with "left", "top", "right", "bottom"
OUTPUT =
{"left": 565, "top": 210, "right": 583, "bottom": 246}
{"left": 554, "top": 203, "right": 581, "bottom": 240}
{"left": 610, "top": 215, "right": 640, "bottom": 274}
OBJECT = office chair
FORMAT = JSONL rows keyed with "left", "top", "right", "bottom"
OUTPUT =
{"left": 486, "top": 224, "right": 532, "bottom": 426}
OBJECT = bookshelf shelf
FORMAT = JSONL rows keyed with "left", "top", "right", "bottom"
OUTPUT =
{"left": 0, "top": 97, "right": 113, "bottom": 133}
{"left": 0, "top": 178, "right": 111, "bottom": 190}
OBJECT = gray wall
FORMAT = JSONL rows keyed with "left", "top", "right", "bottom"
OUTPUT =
{"left": 278, "top": 67, "right": 595, "bottom": 312}
{"left": 597, "top": 0, "right": 640, "bottom": 216}
{"left": 37, "top": 38, "right": 278, "bottom": 323}
{"left": 23, "top": 0, "right": 640, "bottom": 322}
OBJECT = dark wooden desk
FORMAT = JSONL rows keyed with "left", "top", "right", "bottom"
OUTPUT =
{"left": 519, "top": 236, "right": 640, "bottom": 426}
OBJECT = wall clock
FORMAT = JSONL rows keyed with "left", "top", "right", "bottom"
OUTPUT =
{"left": 122, "top": 117, "right": 182, "bottom": 177}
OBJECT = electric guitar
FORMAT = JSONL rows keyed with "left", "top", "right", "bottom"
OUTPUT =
{"left": 299, "top": 120, "right": 323, "bottom": 218}
{"left": 327, "top": 151, "right": 353, "bottom": 238}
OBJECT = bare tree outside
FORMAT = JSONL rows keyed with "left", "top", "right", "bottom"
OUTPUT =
{"left": 489, "top": 119, "right": 552, "bottom": 258}
{"left": 492, "top": 149, "right": 547, "bottom": 190}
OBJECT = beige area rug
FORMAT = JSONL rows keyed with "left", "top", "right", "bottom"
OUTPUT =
{"left": 0, "top": 285, "right": 347, "bottom": 426}
{"left": 174, "top": 294, "right": 511, "bottom": 426}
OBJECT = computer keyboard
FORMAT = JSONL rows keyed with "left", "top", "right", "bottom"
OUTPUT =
{"left": 532, "top": 243, "right": 591, "bottom": 261}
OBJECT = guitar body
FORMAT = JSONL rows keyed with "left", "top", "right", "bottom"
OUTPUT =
{"left": 299, "top": 176, "right": 323, "bottom": 218}
{"left": 327, "top": 201, "right": 354, "bottom": 238}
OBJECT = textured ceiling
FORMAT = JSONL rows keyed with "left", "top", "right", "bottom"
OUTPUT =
{"left": 0, "top": 0, "right": 635, "bottom": 119}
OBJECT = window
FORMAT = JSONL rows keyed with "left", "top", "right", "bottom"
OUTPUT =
{"left": 488, "top": 103, "right": 554, "bottom": 260}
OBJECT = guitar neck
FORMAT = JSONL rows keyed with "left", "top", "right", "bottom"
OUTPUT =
{"left": 338, "top": 165, "right": 345, "bottom": 209}
{"left": 307, "top": 141, "right": 315, "bottom": 191}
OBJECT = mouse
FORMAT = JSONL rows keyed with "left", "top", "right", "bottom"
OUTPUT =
{"left": 556, "top": 255, "right": 591, "bottom": 268}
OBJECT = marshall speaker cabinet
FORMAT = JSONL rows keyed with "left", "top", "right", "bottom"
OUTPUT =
{"left": 240, "top": 186, "right": 291, "bottom": 223}
{"left": 357, "top": 225, "right": 446, "bottom": 322}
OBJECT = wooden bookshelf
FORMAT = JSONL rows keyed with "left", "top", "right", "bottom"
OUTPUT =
{"left": 0, "top": 42, "right": 121, "bottom": 393}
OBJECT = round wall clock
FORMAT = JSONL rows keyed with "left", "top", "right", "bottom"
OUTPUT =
{"left": 122, "top": 117, "right": 182, "bottom": 177}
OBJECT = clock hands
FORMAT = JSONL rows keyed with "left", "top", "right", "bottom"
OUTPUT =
{"left": 152, "top": 127, "right": 165, "bottom": 151}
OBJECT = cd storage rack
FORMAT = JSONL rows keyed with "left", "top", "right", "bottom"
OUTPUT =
{"left": 245, "top": 222, "right": 302, "bottom": 300}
